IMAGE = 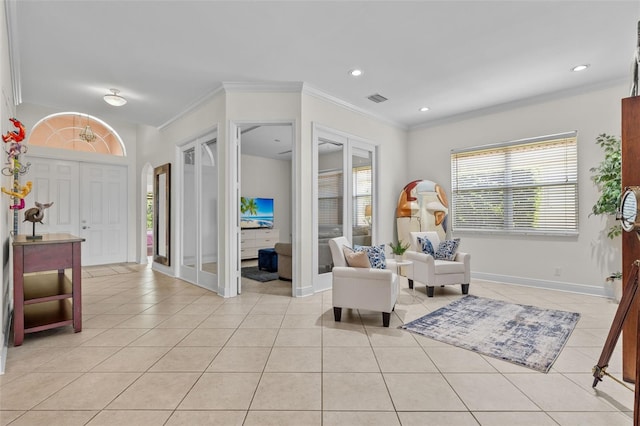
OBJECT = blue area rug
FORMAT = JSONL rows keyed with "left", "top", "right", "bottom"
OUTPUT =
{"left": 401, "top": 295, "right": 580, "bottom": 373}
{"left": 241, "top": 266, "right": 279, "bottom": 282}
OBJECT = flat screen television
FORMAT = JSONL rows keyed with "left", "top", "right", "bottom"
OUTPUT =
{"left": 240, "top": 197, "right": 274, "bottom": 229}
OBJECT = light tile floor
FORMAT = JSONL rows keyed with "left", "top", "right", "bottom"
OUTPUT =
{"left": 0, "top": 264, "right": 634, "bottom": 425}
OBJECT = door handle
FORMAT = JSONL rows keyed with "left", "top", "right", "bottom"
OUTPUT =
{"left": 82, "top": 226, "right": 90, "bottom": 229}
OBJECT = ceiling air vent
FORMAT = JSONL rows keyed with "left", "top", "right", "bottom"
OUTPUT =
{"left": 367, "top": 93, "right": 388, "bottom": 103}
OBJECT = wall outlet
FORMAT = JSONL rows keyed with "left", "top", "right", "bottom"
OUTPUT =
{"left": 554, "top": 267, "right": 562, "bottom": 277}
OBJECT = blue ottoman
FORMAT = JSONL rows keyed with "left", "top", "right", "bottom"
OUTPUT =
{"left": 258, "top": 248, "right": 278, "bottom": 272}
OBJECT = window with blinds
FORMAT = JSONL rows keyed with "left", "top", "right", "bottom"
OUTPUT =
{"left": 318, "top": 170, "right": 343, "bottom": 225}
{"left": 353, "top": 166, "right": 372, "bottom": 226}
{"left": 450, "top": 132, "right": 578, "bottom": 235}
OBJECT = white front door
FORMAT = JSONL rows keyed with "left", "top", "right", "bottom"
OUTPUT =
{"left": 79, "top": 163, "right": 128, "bottom": 265}
{"left": 23, "top": 158, "right": 79, "bottom": 235}
{"left": 24, "top": 157, "right": 127, "bottom": 266}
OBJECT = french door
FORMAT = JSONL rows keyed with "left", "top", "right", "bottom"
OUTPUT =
{"left": 178, "top": 131, "right": 219, "bottom": 291}
{"left": 313, "top": 125, "right": 376, "bottom": 292}
{"left": 24, "top": 158, "right": 127, "bottom": 265}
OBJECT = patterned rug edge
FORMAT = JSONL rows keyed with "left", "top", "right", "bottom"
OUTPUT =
{"left": 400, "top": 295, "right": 581, "bottom": 373}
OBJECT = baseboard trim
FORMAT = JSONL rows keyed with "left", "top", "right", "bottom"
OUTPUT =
{"left": 1, "top": 312, "right": 11, "bottom": 374}
{"left": 295, "top": 284, "right": 315, "bottom": 298}
{"left": 472, "top": 272, "right": 609, "bottom": 298}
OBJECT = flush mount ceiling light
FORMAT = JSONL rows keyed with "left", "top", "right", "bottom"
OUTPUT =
{"left": 103, "top": 88, "right": 127, "bottom": 106}
{"left": 419, "top": 106, "right": 430, "bottom": 112}
{"left": 348, "top": 69, "right": 363, "bottom": 77}
{"left": 571, "top": 64, "right": 590, "bottom": 72}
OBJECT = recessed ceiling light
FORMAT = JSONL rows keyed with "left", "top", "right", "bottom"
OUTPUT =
{"left": 419, "top": 107, "right": 430, "bottom": 112}
{"left": 571, "top": 64, "right": 590, "bottom": 72}
{"left": 349, "top": 69, "right": 363, "bottom": 77}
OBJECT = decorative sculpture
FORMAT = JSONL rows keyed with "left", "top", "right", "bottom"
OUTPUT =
{"left": 396, "top": 179, "right": 449, "bottom": 245}
{"left": 23, "top": 201, "right": 53, "bottom": 240}
{"left": 1, "top": 117, "right": 26, "bottom": 143}
{"left": 0, "top": 118, "right": 31, "bottom": 233}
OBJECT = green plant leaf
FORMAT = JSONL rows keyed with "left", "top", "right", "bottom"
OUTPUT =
{"left": 590, "top": 133, "right": 621, "bottom": 239}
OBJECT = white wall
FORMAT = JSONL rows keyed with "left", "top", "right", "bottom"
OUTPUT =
{"left": 0, "top": 0, "right": 15, "bottom": 373}
{"left": 407, "top": 82, "right": 626, "bottom": 295}
{"left": 241, "top": 154, "right": 292, "bottom": 243}
{"left": 139, "top": 87, "right": 408, "bottom": 297}
{"left": 139, "top": 92, "right": 226, "bottom": 279}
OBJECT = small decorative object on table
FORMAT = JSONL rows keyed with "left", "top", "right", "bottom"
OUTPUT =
{"left": 23, "top": 201, "right": 53, "bottom": 240}
{"left": 389, "top": 239, "right": 410, "bottom": 259}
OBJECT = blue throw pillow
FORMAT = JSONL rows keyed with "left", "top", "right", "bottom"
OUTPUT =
{"left": 354, "top": 244, "right": 386, "bottom": 269}
{"left": 417, "top": 236, "right": 435, "bottom": 256}
{"left": 434, "top": 238, "right": 460, "bottom": 261}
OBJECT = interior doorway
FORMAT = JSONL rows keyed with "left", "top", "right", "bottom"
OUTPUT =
{"left": 237, "top": 122, "right": 295, "bottom": 297}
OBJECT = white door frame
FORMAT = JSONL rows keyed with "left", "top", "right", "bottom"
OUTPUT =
{"left": 228, "top": 119, "right": 297, "bottom": 298}
{"left": 176, "top": 129, "right": 219, "bottom": 292}
{"left": 312, "top": 123, "right": 378, "bottom": 293}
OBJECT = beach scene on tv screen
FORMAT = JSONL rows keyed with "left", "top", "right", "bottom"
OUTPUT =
{"left": 241, "top": 197, "right": 274, "bottom": 229}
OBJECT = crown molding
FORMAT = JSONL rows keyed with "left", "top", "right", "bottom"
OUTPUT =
{"left": 158, "top": 81, "right": 408, "bottom": 131}
{"left": 410, "top": 77, "right": 628, "bottom": 131}
{"left": 221, "top": 81, "right": 304, "bottom": 93}
{"left": 301, "top": 83, "right": 407, "bottom": 131}
{"left": 5, "top": 0, "right": 21, "bottom": 106}
{"left": 157, "top": 84, "right": 225, "bottom": 131}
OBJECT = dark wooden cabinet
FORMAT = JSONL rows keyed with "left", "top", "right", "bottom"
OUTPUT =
{"left": 12, "top": 233, "right": 84, "bottom": 346}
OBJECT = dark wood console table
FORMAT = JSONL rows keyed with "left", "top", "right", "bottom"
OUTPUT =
{"left": 12, "top": 233, "right": 85, "bottom": 346}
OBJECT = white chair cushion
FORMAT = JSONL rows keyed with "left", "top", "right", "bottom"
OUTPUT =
{"left": 434, "top": 259, "right": 466, "bottom": 274}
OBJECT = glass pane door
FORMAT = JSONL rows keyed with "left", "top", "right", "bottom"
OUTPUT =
{"left": 181, "top": 146, "right": 197, "bottom": 282}
{"left": 352, "top": 147, "right": 373, "bottom": 247}
{"left": 317, "top": 138, "right": 345, "bottom": 275}
{"left": 313, "top": 125, "right": 377, "bottom": 292}
{"left": 198, "top": 138, "right": 218, "bottom": 289}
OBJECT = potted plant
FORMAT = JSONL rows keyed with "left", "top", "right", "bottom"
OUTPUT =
{"left": 606, "top": 272, "right": 623, "bottom": 303}
{"left": 590, "top": 133, "right": 622, "bottom": 238}
{"left": 590, "top": 133, "right": 622, "bottom": 301}
{"left": 389, "top": 240, "right": 410, "bottom": 259}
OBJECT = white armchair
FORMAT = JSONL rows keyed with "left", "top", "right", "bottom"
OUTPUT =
{"left": 404, "top": 231, "right": 470, "bottom": 297}
{"left": 328, "top": 236, "right": 399, "bottom": 327}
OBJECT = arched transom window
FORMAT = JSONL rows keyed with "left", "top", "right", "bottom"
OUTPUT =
{"left": 29, "top": 112, "right": 126, "bottom": 156}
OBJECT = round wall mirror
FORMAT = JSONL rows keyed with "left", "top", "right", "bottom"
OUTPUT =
{"left": 620, "top": 186, "right": 640, "bottom": 232}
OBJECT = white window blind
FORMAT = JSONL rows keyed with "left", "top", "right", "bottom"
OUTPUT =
{"left": 318, "top": 170, "right": 343, "bottom": 225}
{"left": 451, "top": 132, "right": 578, "bottom": 235}
{"left": 353, "top": 166, "right": 372, "bottom": 226}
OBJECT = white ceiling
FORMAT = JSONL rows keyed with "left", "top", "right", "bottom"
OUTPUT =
{"left": 8, "top": 1, "right": 640, "bottom": 137}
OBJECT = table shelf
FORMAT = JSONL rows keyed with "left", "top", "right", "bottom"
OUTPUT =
{"left": 12, "top": 233, "right": 84, "bottom": 346}
{"left": 23, "top": 273, "right": 72, "bottom": 304}
{"left": 23, "top": 300, "right": 73, "bottom": 332}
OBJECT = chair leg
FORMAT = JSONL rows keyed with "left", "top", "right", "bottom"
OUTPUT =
{"left": 408, "top": 279, "right": 414, "bottom": 289}
{"left": 461, "top": 283, "right": 470, "bottom": 294}
{"left": 382, "top": 312, "right": 391, "bottom": 327}
{"left": 426, "top": 286, "right": 435, "bottom": 297}
{"left": 333, "top": 307, "right": 342, "bottom": 322}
